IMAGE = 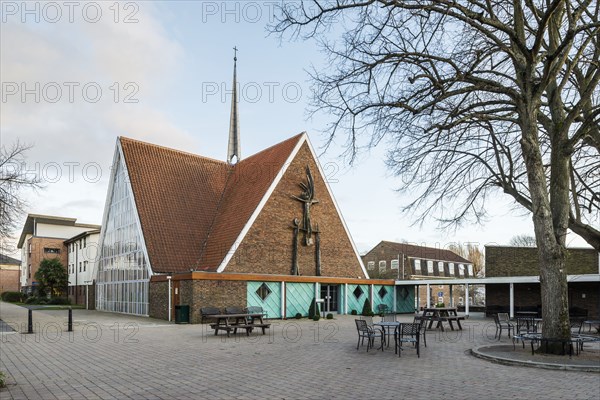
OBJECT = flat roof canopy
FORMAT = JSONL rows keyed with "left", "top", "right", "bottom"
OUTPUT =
{"left": 394, "top": 274, "right": 600, "bottom": 285}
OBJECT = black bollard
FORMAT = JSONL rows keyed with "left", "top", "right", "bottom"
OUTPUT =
{"left": 27, "top": 308, "right": 33, "bottom": 334}
{"left": 68, "top": 307, "right": 73, "bottom": 332}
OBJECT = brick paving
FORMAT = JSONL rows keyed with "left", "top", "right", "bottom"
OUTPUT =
{"left": 1, "top": 301, "right": 599, "bottom": 399}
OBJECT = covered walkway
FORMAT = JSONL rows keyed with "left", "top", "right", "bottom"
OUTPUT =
{"left": 395, "top": 274, "right": 600, "bottom": 318}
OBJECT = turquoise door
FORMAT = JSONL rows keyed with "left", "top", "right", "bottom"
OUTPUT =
{"left": 285, "top": 282, "right": 314, "bottom": 318}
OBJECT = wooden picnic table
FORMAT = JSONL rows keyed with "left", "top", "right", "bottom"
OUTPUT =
{"left": 421, "top": 307, "right": 464, "bottom": 332}
{"left": 209, "top": 313, "right": 270, "bottom": 337}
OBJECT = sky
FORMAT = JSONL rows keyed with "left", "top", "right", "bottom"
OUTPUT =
{"left": 0, "top": 1, "right": 591, "bottom": 259}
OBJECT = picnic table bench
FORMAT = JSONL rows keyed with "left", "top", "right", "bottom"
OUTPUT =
{"left": 200, "top": 307, "right": 222, "bottom": 324}
{"left": 207, "top": 312, "right": 270, "bottom": 337}
{"left": 421, "top": 308, "right": 465, "bottom": 331}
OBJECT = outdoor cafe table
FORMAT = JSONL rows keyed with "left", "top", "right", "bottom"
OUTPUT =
{"left": 421, "top": 307, "right": 463, "bottom": 332}
{"left": 209, "top": 313, "right": 267, "bottom": 337}
{"left": 515, "top": 311, "right": 539, "bottom": 317}
{"left": 374, "top": 321, "right": 400, "bottom": 348}
{"left": 516, "top": 316, "right": 543, "bottom": 333}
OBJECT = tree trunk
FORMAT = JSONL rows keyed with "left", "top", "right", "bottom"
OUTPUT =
{"left": 519, "top": 106, "right": 571, "bottom": 354}
{"left": 538, "top": 246, "right": 571, "bottom": 354}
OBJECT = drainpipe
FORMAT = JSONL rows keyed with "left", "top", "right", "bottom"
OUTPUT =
{"left": 401, "top": 254, "right": 405, "bottom": 280}
{"left": 75, "top": 242, "right": 78, "bottom": 304}
{"left": 167, "top": 275, "right": 172, "bottom": 322}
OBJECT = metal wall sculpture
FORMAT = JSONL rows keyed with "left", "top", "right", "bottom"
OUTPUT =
{"left": 290, "top": 166, "right": 322, "bottom": 276}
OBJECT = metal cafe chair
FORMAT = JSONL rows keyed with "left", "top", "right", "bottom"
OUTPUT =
{"left": 395, "top": 323, "right": 420, "bottom": 357}
{"left": 355, "top": 319, "right": 384, "bottom": 352}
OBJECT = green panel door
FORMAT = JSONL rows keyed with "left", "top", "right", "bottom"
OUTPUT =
{"left": 285, "top": 282, "right": 314, "bottom": 318}
{"left": 247, "top": 281, "right": 282, "bottom": 318}
{"left": 396, "top": 285, "right": 415, "bottom": 313}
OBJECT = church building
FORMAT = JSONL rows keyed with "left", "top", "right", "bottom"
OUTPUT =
{"left": 96, "top": 53, "right": 395, "bottom": 321}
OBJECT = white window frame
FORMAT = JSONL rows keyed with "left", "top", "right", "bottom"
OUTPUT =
{"left": 449, "top": 263, "right": 455, "bottom": 276}
{"left": 391, "top": 259, "right": 399, "bottom": 270}
{"left": 367, "top": 261, "right": 375, "bottom": 270}
{"left": 467, "top": 264, "right": 473, "bottom": 276}
{"left": 414, "top": 259, "right": 421, "bottom": 273}
{"left": 427, "top": 260, "right": 434, "bottom": 274}
{"left": 378, "top": 260, "right": 386, "bottom": 272}
{"left": 438, "top": 261, "right": 444, "bottom": 274}
{"left": 458, "top": 264, "right": 465, "bottom": 276}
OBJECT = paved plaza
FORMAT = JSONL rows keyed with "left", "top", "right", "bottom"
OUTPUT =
{"left": 1, "top": 301, "right": 599, "bottom": 399}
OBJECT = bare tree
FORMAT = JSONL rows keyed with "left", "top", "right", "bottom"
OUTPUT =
{"left": 0, "top": 141, "right": 40, "bottom": 253}
{"left": 509, "top": 234, "right": 537, "bottom": 247}
{"left": 272, "top": 0, "right": 600, "bottom": 351}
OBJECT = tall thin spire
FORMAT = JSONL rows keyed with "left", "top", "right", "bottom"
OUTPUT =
{"left": 227, "top": 46, "right": 241, "bottom": 164}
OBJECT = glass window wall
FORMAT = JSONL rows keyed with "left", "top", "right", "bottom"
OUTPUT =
{"left": 96, "top": 152, "right": 151, "bottom": 316}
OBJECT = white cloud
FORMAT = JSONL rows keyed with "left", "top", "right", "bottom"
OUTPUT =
{"left": 0, "top": 2, "right": 194, "bottom": 251}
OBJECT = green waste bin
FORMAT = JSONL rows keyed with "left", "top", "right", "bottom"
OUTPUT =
{"left": 175, "top": 305, "right": 190, "bottom": 324}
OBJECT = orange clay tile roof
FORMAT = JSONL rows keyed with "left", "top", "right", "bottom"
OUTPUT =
{"left": 120, "top": 134, "right": 303, "bottom": 273}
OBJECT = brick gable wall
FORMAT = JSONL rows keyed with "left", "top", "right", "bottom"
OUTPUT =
{"left": 225, "top": 143, "right": 365, "bottom": 278}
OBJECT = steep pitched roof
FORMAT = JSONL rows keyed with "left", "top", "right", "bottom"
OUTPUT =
{"left": 198, "top": 134, "right": 304, "bottom": 270}
{"left": 375, "top": 240, "right": 471, "bottom": 264}
{"left": 120, "top": 134, "right": 304, "bottom": 273}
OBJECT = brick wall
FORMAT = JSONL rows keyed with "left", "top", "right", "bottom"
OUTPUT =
{"left": 486, "top": 282, "right": 599, "bottom": 319}
{"left": 416, "top": 285, "right": 461, "bottom": 308}
{"left": 226, "top": 143, "right": 365, "bottom": 279}
{"left": 362, "top": 245, "right": 403, "bottom": 280}
{"left": 150, "top": 279, "right": 247, "bottom": 324}
{"left": 486, "top": 283, "right": 542, "bottom": 308}
{"left": 568, "top": 283, "right": 599, "bottom": 319}
{"left": 67, "top": 284, "right": 95, "bottom": 308}
{"left": 25, "top": 237, "right": 68, "bottom": 288}
{"left": 486, "top": 246, "right": 598, "bottom": 277}
{"left": 149, "top": 281, "right": 168, "bottom": 321}
{"left": 362, "top": 242, "right": 474, "bottom": 279}
{"left": 188, "top": 280, "right": 247, "bottom": 324}
{"left": 0, "top": 268, "right": 20, "bottom": 293}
